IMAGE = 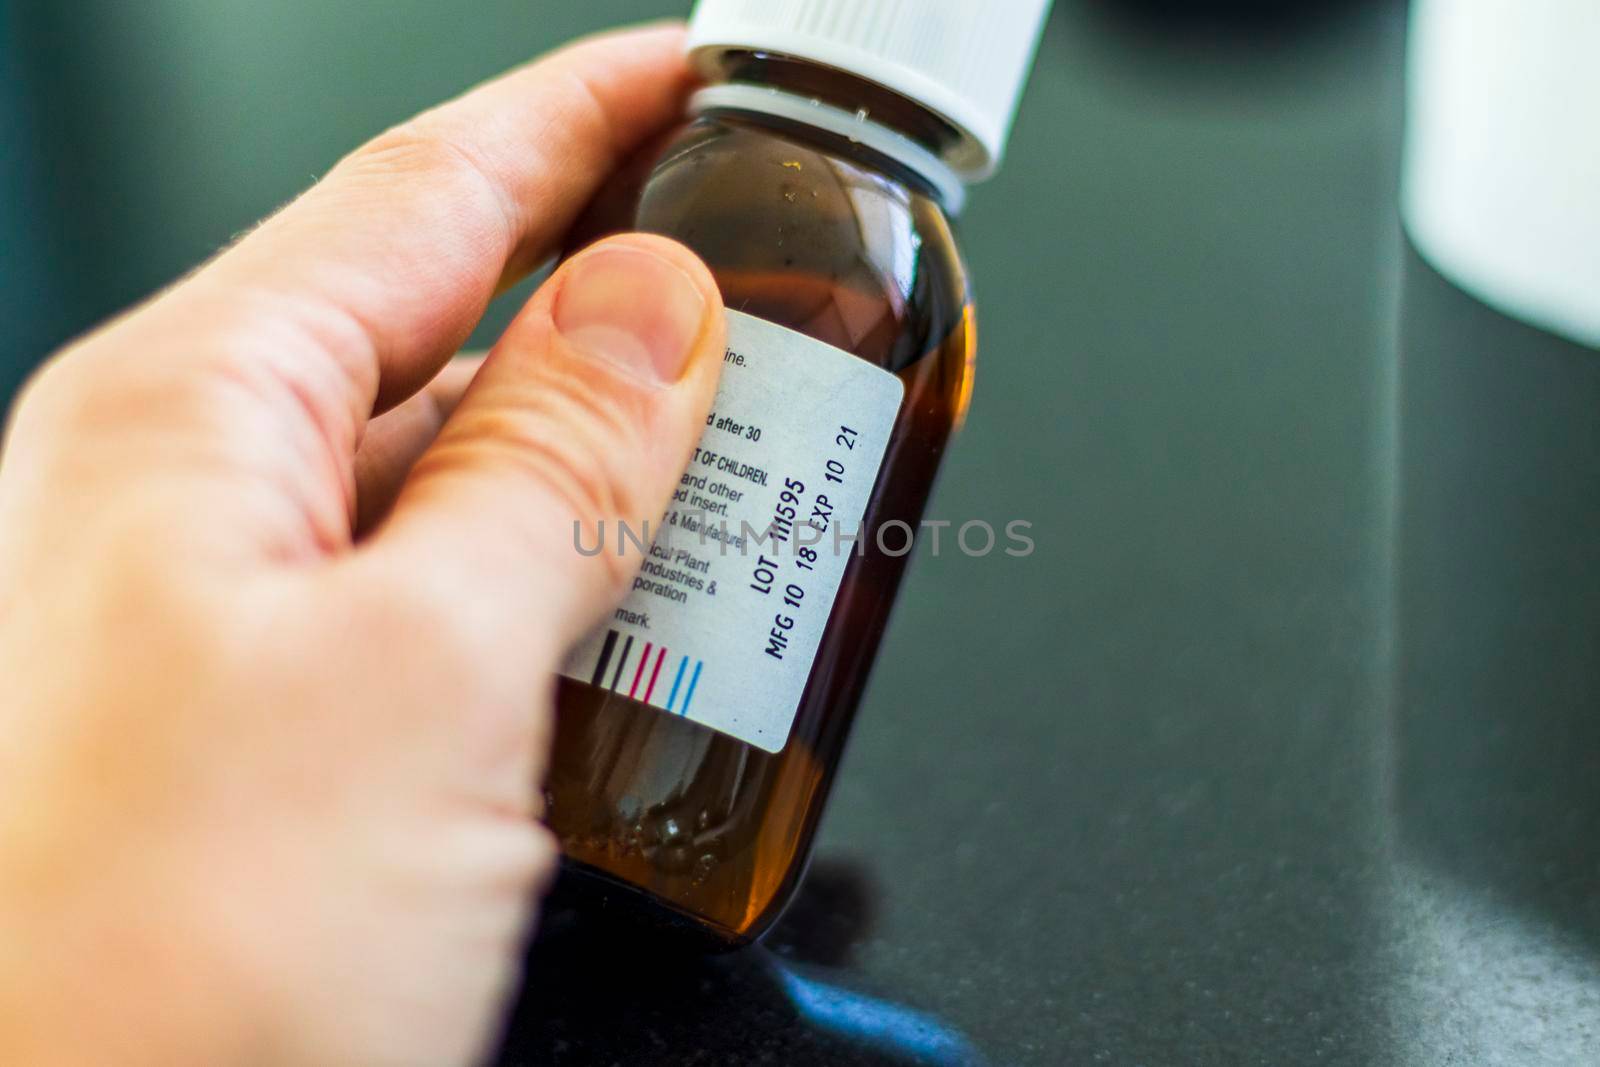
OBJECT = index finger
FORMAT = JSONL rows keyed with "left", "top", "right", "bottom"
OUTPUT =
{"left": 142, "top": 22, "right": 694, "bottom": 428}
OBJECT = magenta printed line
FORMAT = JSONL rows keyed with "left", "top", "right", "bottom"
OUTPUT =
{"left": 643, "top": 646, "right": 667, "bottom": 704}
{"left": 627, "top": 642, "right": 652, "bottom": 699}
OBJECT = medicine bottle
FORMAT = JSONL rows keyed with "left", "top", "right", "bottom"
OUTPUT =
{"left": 544, "top": 0, "right": 1052, "bottom": 948}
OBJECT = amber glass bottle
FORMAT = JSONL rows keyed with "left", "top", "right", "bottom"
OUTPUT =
{"left": 544, "top": 0, "right": 1050, "bottom": 947}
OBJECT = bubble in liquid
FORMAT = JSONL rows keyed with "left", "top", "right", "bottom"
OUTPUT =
{"left": 690, "top": 853, "right": 719, "bottom": 887}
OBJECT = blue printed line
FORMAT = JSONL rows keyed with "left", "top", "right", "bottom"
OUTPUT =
{"left": 680, "top": 661, "right": 703, "bottom": 716}
{"left": 665, "top": 656, "right": 688, "bottom": 712}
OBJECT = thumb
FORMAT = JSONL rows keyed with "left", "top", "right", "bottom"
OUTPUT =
{"left": 362, "top": 232, "right": 724, "bottom": 664}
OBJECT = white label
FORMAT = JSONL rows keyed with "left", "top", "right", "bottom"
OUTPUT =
{"left": 560, "top": 310, "right": 904, "bottom": 753}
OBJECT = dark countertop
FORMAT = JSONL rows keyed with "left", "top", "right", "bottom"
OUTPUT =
{"left": 8, "top": 2, "right": 1597, "bottom": 1063}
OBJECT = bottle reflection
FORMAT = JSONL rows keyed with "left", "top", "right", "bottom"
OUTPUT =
{"left": 492, "top": 858, "right": 986, "bottom": 1066}
{"left": 1394, "top": 242, "right": 1600, "bottom": 953}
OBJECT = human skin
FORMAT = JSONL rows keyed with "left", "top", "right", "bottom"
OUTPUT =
{"left": 0, "top": 23, "right": 723, "bottom": 1067}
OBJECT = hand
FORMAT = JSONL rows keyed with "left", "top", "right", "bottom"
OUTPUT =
{"left": 0, "top": 23, "right": 724, "bottom": 1067}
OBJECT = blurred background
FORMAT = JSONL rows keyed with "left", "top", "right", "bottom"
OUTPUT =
{"left": 3, "top": 1, "right": 1596, "bottom": 1064}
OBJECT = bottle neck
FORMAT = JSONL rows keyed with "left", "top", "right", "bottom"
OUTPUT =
{"left": 712, "top": 52, "right": 965, "bottom": 154}
{"left": 689, "top": 52, "right": 968, "bottom": 214}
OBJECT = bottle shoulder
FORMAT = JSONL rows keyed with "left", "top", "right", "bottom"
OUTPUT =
{"left": 626, "top": 116, "right": 972, "bottom": 372}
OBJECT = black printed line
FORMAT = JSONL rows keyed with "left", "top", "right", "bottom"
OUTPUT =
{"left": 590, "top": 629, "right": 619, "bottom": 688}
{"left": 609, "top": 635, "right": 634, "bottom": 692}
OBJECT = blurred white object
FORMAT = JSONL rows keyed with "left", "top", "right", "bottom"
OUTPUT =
{"left": 1403, "top": 0, "right": 1600, "bottom": 349}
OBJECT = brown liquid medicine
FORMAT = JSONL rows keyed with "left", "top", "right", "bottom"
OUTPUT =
{"left": 544, "top": 0, "right": 1052, "bottom": 948}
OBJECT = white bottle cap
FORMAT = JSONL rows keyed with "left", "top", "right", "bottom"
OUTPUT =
{"left": 1403, "top": 0, "right": 1600, "bottom": 349}
{"left": 686, "top": 0, "right": 1053, "bottom": 181}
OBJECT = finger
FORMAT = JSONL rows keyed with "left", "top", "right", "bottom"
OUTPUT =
{"left": 352, "top": 355, "right": 484, "bottom": 536}
{"left": 45, "top": 24, "right": 695, "bottom": 504}
{"left": 218, "top": 21, "right": 693, "bottom": 413}
{"left": 360, "top": 233, "right": 724, "bottom": 667}
{"left": 13, "top": 23, "right": 696, "bottom": 560}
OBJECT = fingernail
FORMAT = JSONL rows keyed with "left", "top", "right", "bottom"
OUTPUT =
{"left": 553, "top": 244, "right": 707, "bottom": 385}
